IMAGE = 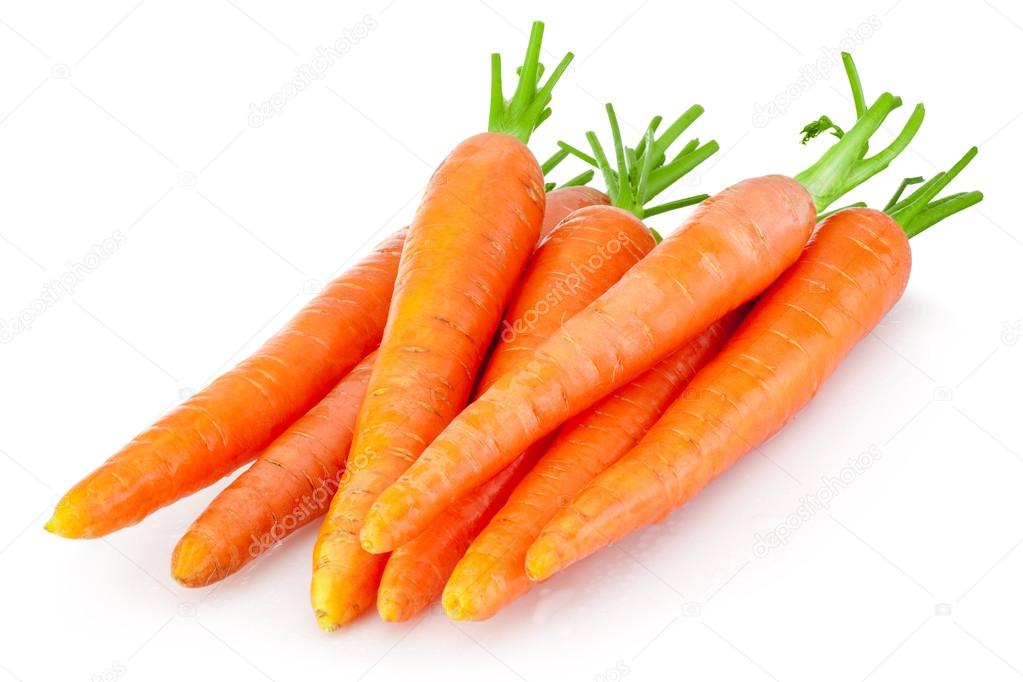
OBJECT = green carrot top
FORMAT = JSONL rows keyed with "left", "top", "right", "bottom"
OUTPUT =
{"left": 794, "top": 52, "right": 925, "bottom": 212}
{"left": 488, "top": 21, "right": 574, "bottom": 144}
{"left": 557, "top": 103, "right": 719, "bottom": 233}
{"left": 884, "top": 147, "right": 983, "bottom": 238}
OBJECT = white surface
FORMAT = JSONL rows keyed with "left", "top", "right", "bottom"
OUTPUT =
{"left": 1, "top": 1, "right": 1020, "bottom": 680}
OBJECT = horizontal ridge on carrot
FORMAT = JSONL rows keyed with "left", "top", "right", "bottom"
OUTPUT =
{"left": 443, "top": 308, "right": 744, "bottom": 621}
{"left": 171, "top": 351, "right": 376, "bottom": 587}
{"left": 526, "top": 146, "right": 982, "bottom": 580}
{"left": 46, "top": 229, "right": 405, "bottom": 539}
{"left": 375, "top": 102, "right": 716, "bottom": 621}
{"left": 360, "top": 53, "right": 926, "bottom": 553}
{"left": 311, "top": 20, "right": 576, "bottom": 631}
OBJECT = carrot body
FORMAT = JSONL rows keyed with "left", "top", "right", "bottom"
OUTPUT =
{"left": 310, "top": 132, "right": 550, "bottom": 630}
{"left": 375, "top": 204, "right": 656, "bottom": 621}
{"left": 171, "top": 351, "right": 376, "bottom": 587}
{"left": 443, "top": 310, "right": 743, "bottom": 620}
{"left": 361, "top": 175, "right": 817, "bottom": 552}
{"left": 46, "top": 230, "right": 405, "bottom": 539}
{"left": 526, "top": 208, "right": 911, "bottom": 579}
{"left": 376, "top": 448, "right": 538, "bottom": 622}
{"left": 540, "top": 186, "right": 610, "bottom": 238}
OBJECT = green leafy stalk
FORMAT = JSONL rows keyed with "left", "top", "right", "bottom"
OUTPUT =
{"left": 559, "top": 103, "right": 717, "bottom": 220}
{"left": 888, "top": 147, "right": 982, "bottom": 237}
{"left": 794, "top": 52, "right": 925, "bottom": 212}
{"left": 488, "top": 21, "right": 574, "bottom": 143}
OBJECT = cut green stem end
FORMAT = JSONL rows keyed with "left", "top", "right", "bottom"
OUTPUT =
{"left": 794, "top": 51, "right": 925, "bottom": 212}
{"left": 488, "top": 21, "right": 574, "bottom": 144}
{"left": 558, "top": 103, "right": 717, "bottom": 220}
{"left": 888, "top": 147, "right": 982, "bottom": 238}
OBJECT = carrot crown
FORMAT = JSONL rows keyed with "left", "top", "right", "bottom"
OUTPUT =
{"left": 488, "top": 21, "right": 574, "bottom": 144}
{"left": 884, "top": 147, "right": 983, "bottom": 238}
{"left": 558, "top": 103, "right": 718, "bottom": 228}
{"left": 794, "top": 52, "right": 925, "bottom": 213}
{"left": 540, "top": 147, "right": 595, "bottom": 192}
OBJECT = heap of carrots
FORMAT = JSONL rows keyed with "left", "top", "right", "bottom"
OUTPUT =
{"left": 46, "top": 24, "right": 982, "bottom": 629}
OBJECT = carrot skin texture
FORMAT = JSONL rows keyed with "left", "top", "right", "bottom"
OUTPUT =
{"left": 526, "top": 208, "right": 912, "bottom": 580}
{"left": 442, "top": 311, "right": 742, "bottom": 620}
{"left": 171, "top": 351, "right": 376, "bottom": 587}
{"left": 376, "top": 447, "right": 539, "bottom": 622}
{"left": 361, "top": 175, "right": 817, "bottom": 551}
{"left": 540, "top": 186, "right": 610, "bottom": 239}
{"left": 376, "top": 206, "right": 655, "bottom": 621}
{"left": 46, "top": 231, "right": 405, "bottom": 539}
{"left": 310, "top": 132, "right": 548, "bottom": 630}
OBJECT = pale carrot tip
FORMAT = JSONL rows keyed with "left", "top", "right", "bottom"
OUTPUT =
{"left": 43, "top": 508, "right": 85, "bottom": 538}
{"left": 358, "top": 524, "right": 391, "bottom": 554}
{"left": 441, "top": 592, "right": 466, "bottom": 621}
{"left": 315, "top": 611, "right": 342, "bottom": 632}
{"left": 524, "top": 542, "right": 562, "bottom": 582}
{"left": 170, "top": 533, "right": 217, "bottom": 588}
{"left": 376, "top": 594, "right": 407, "bottom": 622}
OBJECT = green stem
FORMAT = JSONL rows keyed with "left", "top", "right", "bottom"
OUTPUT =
{"left": 558, "top": 169, "right": 595, "bottom": 188}
{"left": 541, "top": 148, "right": 569, "bottom": 176}
{"left": 843, "top": 52, "right": 867, "bottom": 119}
{"left": 564, "top": 102, "right": 717, "bottom": 219}
{"left": 883, "top": 176, "right": 924, "bottom": 211}
{"left": 794, "top": 93, "right": 924, "bottom": 212}
{"left": 488, "top": 21, "right": 574, "bottom": 143}
{"left": 887, "top": 147, "right": 982, "bottom": 238}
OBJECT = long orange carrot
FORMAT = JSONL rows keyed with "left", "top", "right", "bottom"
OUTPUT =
{"left": 443, "top": 309, "right": 743, "bottom": 620}
{"left": 310, "top": 23, "right": 574, "bottom": 630}
{"left": 360, "top": 68, "right": 925, "bottom": 552}
{"left": 45, "top": 230, "right": 404, "bottom": 539}
{"left": 373, "top": 130, "right": 709, "bottom": 619}
{"left": 170, "top": 351, "right": 375, "bottom": 587}
{"left": 526, "top": 151, "right": 982, "bottom": 581}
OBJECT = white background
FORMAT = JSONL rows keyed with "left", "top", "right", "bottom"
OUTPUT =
{"left": 1, "top": 1, "right": 1021, "bottom": 680}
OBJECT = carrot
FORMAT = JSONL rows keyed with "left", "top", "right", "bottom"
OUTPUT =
{"left": 525, "top": 149, "right": 982, "bottom": 581}
{"left": 373, "top": 112, "right": 714, "bottom": 620}
{"left": 443, "top": 309, "right": 744, "bottom": 620}
{"left": 310, "top": 22, "right": 575, "bottom": 630}
{"left": 45, "top": 229, "right": 405, "bottom": 539}
{"left": 171, "top": 351, "right": 376, "bottom": 587}
{"left": 360, "top": 56, "right": 925, "bottom": 552}
{"left": 376, "top": 446, "right": 538, "bottom": 622}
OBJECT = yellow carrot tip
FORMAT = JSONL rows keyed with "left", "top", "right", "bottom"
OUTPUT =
{"left": 358, "top": 523, "right": 391, "bottom": 554}
{"left": 524, "top": 538, "right": 563, "bottom": 582}
{"left": 171, "top": 532, "right": 218, "bottom": 588}
{"left": 43, "top": 505, "right": 86, "bottom": 538}
{"left": 376, "top": 592, "right": 408, "bottom": 623}
{"left": 441, "top": 591, "right": 467, "bottom": 621}
{"left": 314, "top": 610, "right": 342, "bottom": 632}
{"left": 310, "top": 572, "right": 361, "bottom": 631}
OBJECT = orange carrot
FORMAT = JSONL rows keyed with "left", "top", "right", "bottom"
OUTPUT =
{"left": 170, "top": 351, "right": 376, "bottom": 587}
{"left": 376, "top": 447, "right": 538, "bottom": 622}
{"left": 45, "top": 230, "right": 404, "bottom": 539}
{"left": 310, "top": 23, "right": 574, "bottom": 630}
{"left": 443, "top": 310, "right": 743, "bottom": 620}
{"left": 359, "top": 57, "right": 925, "bottom": 553}
{"left": 526, "top": 150, "right": 982, "bottom": 581}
